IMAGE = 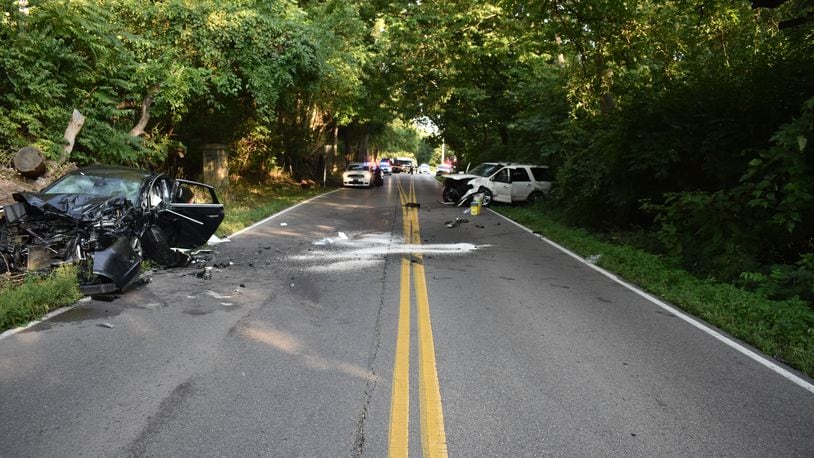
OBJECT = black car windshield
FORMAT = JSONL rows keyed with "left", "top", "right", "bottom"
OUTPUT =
{"left": 45, "top": 174, "right": 143, "bottom": 204}
{"left": 346, "top": 164, "right": 369, "bottom": 171}
{"left": 468, "top": 163, "right": 502, "bottom": 177}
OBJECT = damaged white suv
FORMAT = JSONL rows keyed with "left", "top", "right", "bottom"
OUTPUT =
{"left": 441, "top": 162, "right": 553, "bottom": 206}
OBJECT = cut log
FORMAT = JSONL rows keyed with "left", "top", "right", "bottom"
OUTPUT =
{"left": 61, "top": 109, "right": 85, "bottom": 163}
{"left": 14, "top": 146, "right": 46, "bottom": 179}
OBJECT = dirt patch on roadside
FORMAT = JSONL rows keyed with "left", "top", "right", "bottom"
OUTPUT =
{"left": 0, "top": 162, "right": 78, "bottom": 205}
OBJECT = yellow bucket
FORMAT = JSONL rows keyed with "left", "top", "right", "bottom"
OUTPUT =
{"left": 470, "top": 198, "right": 481, "bottom": 216}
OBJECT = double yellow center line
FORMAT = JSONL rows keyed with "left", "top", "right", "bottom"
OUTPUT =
{"left": 389, "top": 176, "right": 448, "bottom": 457}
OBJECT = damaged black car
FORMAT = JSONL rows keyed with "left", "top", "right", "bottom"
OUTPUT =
{"left": 0, "top": 165, "right": 225, "bottom": 295}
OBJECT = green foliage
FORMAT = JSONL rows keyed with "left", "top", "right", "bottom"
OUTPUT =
{"left": 1, "top": 0, "right": 378, "bottom": 170}
{"left": 0, "top": 0, "right": 160, "bottom": 162}
{"left": 740, "top": 254, "right": 814, "bottom": 304}
{"left": 741, "top": 97, "right": 814, "bottom": 233}
{"left": 643, "top": 190, "right": 763, "bottom": 281}
{"left": 644, "top": 97, "right": 814, "bottom": 288}
{"left": 369, "top": 119, "right": 422, "bottom": 157}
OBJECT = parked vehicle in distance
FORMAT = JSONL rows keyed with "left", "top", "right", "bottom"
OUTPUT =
{"left": 379, "top": 159, "right": 392, "bottom": 175}
{"left": 435, "top": 164, "right": 452, "bottom": 176}
{"left": 392, "top": 157, "right": 415, "bottom": 174}
{"left": 0, "top": 165, "right": 224, "bottom": 295}
{"left": 441, "top": 162, "right": 553, "bottom": 206}
{"left": 418, "top": 163, "right": 431, "bottom": 174}
{"left": 343, "top": 162, "right": 374, "bottom": 188}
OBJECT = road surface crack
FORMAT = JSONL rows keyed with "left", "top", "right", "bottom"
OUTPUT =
{"left": 351, "top": 221, "right": 397, "bottom": 457}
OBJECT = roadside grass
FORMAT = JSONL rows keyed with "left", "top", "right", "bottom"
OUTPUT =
{"left": 215, "top": 180, "right": 326, "bottom": 237}
{"left": 0, "top": 180, "right": 331, "bottom": 334}
{"left": 495, "top": 202, "right": 814, "bottom": 379}
{"left": 0, "top": 266, "right": 83, "bottom": 332}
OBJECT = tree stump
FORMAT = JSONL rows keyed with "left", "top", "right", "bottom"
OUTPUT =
{"left": 14, "top": 146, "right": 46, "bottom": 179}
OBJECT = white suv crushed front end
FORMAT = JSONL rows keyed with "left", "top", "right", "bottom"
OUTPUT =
{"left": 441, "top": 162, "right": 553, "bottom": 206}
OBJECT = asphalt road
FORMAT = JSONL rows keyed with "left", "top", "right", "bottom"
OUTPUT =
{"left": 1, "top": 173, "right": 813, "bottom": 457}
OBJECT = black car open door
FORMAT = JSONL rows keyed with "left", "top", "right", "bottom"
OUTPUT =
{"left": 155, "top": 179, "right": 225, "bottom": 248}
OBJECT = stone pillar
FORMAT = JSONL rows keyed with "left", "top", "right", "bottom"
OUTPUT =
{"left": 202, "top": 144, "right": 228, "bottom": 187}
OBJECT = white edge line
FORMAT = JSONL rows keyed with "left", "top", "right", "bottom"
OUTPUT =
{"left": 0, "top": 298, "right": 91, "bottom": 339}
{"left": 490, "top": 209, "right": 814, "bottom": 395}
{"left": 229, "top": 189, "right": 340, "bottom": 238}
{"left": 1, "top": 189, "right": 341, "bottom": 340}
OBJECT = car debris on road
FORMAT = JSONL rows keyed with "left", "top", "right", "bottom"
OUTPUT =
{"left": 445, "top": 218, "right": 469, "bottom": 228}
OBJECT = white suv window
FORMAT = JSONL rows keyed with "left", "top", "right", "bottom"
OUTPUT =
{"left": 510, "top": 168, "right": 531, "bottom": 182}
{"left": 493, "top": 168, "right": 511, "bottom": 183}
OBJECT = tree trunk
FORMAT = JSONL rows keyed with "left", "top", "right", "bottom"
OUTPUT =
{"left": 128, "top": 95, "right": 153, "bottom": 137}
{"left": 129, "top": 86, "right": 160, "bottom": 137}
{"left": 359, "top": 133, "right": 369, "bottom": 162}
{"left": 343, "top": 128, "right": 352, "bottom": 166}
{"left": 61, "top": 109, "right": 85, "bottom": 163}
{"left": 555, "top": 35, "right": 565, "bottom": 66}
{"left": 332, "top": 124, "right": 339, "bottom": 173}
{"left": 14, "top": 146, "right": 46, "bottom": 178}
{"left": 499, "top": 125, "right": 510, "bottom": 145}
{"left": 322, "top": 145, "right": 328, "bottom": 187}
{"left": 600, "top": 68, "right": 616, "bottom": 115}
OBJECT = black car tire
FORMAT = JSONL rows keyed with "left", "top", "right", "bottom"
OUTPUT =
{"left": 478, "top": 187, "right": 493, "bottom": 207}
{"left": 442, "top": 185, "right": 461, "bottom": 203}
{"left": 527, "top": 191, "right": 545, "bottom": 204}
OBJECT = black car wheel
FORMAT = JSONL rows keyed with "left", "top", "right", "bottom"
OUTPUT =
{"left": 442, "top": 185, "right": 461, "bottom": 203}
{"left": 527, "top": 191, "right": 545, "bottom": 204}
{"left": 478, "top": 187, "right": 493, "bottom": 207}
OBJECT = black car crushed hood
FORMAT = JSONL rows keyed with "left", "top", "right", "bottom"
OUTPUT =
{"left": 11, "top": 192, "right": 134, "bottom": 222}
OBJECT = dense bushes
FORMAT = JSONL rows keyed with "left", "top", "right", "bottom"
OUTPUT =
{"left": 645, "top": 98, "right": 813, "bottom": 300}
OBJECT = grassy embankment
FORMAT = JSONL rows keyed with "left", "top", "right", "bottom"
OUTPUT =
{"left": 0, "top": 180, "right": 327, "bottom": 333}
{"left": 496, "top": 202, "right": 814, "bottom": 379}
